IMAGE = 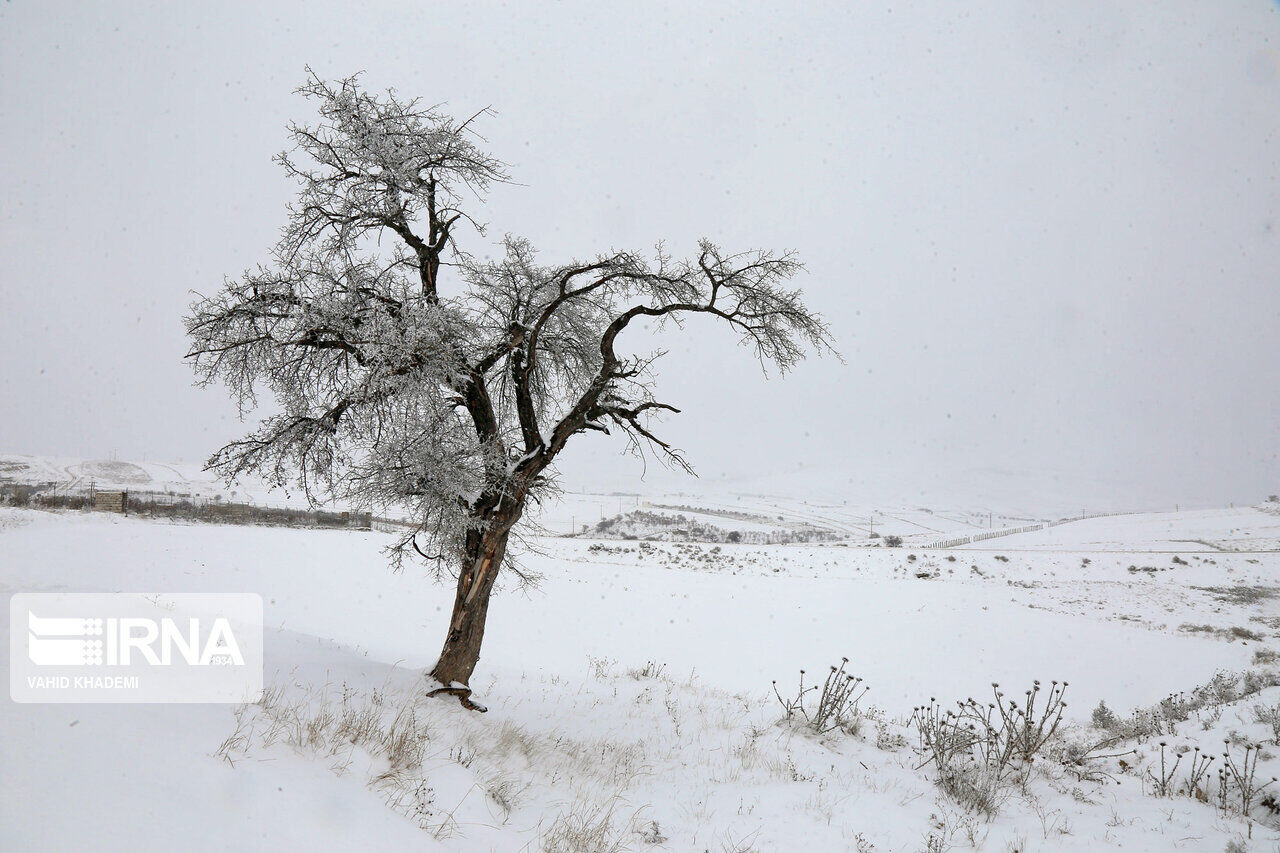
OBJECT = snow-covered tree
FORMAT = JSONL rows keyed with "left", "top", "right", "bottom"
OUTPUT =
{"left": 187, "top": 72, "right": 833, "bottom": 708}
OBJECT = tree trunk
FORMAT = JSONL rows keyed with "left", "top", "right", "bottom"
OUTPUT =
{"left": 427, "top": 525, "right": 511, "bottom": 709}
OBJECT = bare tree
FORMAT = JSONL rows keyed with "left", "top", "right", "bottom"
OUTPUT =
{"left": 187, "top": 72, "right": 833, "bottom": 709}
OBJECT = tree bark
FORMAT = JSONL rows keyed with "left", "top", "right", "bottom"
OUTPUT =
{"left": 427, "top": 525, "right": 510, "bottom": 710}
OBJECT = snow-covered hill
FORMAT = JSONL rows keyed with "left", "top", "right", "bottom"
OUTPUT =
{"left": 0, "top": 452, "right": 298, "bottom": 506}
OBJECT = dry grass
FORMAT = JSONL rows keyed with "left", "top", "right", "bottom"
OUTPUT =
{"left": 535, "top": 797, "right": 641, "bottom": 853}
{"left": 1192, "top": 585, "right": 1280, "bottom": 606}
{"left": 210, "top": 660, "right": 1280, "bottom": 848}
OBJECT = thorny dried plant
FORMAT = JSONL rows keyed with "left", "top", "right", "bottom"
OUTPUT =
{"left": 1219, "top": 741, "right": 1277, "bottom": 818}
{"left": 910, "top": 680, "right": 1067, "bottom": 812}
{"left": 773, "top": 658, "right": 871, "bottom": 735}
{"left": 1145, "top": 742, "right": 1183, "bottom": 797}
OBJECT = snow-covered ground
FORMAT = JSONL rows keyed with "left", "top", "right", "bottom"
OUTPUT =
{"left": 3, "top": 503, "right": 1279, "bottom": 850}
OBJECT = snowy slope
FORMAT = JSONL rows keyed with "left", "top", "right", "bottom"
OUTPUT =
{"left": 991, "top": 505, "right": 1280, "bottom": 552}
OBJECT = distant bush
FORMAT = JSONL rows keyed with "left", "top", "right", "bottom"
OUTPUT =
{"left": 1180, "top": 623, "right": 1267, "bottom": 642}
{"left": 593, "top": 508, "right": 839, "bottom": 545}
{"left": 125, "top": 497, "right": 363, "bottom": 529}
{"left": 883, "top": 535, "right": 903, "bottom": 547}
{"left": 1253, "top": 648, "right": 1279, "bottom": 666}
{"left": 0, "top": 483, "right": 90, "bottom": 508}
{"left": 32, "top": 493, "right": 92, "bottom": 511}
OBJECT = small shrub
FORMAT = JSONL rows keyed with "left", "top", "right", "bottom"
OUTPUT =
{"left": 883, "top": 535, "right": 903, "bottom": 547}
{"left": 1252, "top": 702, "right": 1280, "bottom": 745}
{"left": 1241, "top": 669, "right": 1280, "bottom": 696}
{"left": 1252, "top": 648, "right": 1279, "bottom": 666}
{"left": 937, "top": 762, "right": 1008, "bottom": 816}
{"left": 636, "top": 820, "right": 667, "bottom": 845}
{"left": 1091, "top": 700, "right": 1118, "bottom": 730}
{"left": 627, "top": 660, "right": 667, "bottom": 680}
{"left": 484, "top": 775, "right": 531, "bottom": 822}
{"left": 875, "top": 720, "right": 909, "bottom": 751}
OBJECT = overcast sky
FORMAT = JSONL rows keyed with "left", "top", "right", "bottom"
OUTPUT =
{"left": 2, "top": 1, "right": 1278, "bottom": 509}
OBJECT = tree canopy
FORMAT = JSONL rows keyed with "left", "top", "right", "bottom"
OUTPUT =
{"left": 188, "top": 72, "right": 833, "bottom": 691}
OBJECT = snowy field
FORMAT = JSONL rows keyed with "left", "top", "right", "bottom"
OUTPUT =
{"left": 3, "top": 503, "right": 1279, "bottom": 850}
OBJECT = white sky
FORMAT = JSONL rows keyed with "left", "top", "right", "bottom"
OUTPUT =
{"left": 2, "top": 1, "right": 1278, "bottom": 508}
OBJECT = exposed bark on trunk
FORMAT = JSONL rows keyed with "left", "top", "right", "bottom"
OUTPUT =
{"left": 426, "top": 524, "right": 511, "bottom": 710}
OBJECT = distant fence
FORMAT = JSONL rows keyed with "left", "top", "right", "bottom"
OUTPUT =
{"left": 924, "top": 510, "right": 1145, "bottom": 549}
{"left": 1044, "top": 509, "right": 1141, "bottom": 527}
{"left": 926, "top": 535, "right": 973, "bottom": 549}
{"left": 925, "top": 524, "right": 1045, "bottom": 549}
